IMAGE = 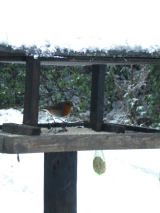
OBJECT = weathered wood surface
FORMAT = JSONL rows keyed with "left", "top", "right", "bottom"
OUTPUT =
{"left": 102, "top": 123, "right": 160, "bottom": 133}
{"left": 23, "top": 57, "right": 40, "bottom": 126}
{"left": 2, "top": 123, "right": 41, "bottom": 136}
{"left": 90, "top": 65, "right": 105, "bottom": 131}
{"left": 102, "top": 123, "right": 125, "bottom": 133}
{"left": 114, "top": 123, "right": 160, "bottom": 133}
{"left": 40, "top": 56, "right": 160, "bottom": 66}
{"left": 38, "top": 122, "right": 86, "bottom": 128}
{"left": 37, "top": 122, "right": 160, "bottom": 133}
{"left": 0, "top": 128, "right": 160, "bottom": 153}
{"left": 44, "top": 152, "right": 77, "bottom": 213}
{"left": 0, "top": 54, "right": 27, "bottom": 63}
{"left": 1, "top": 55, "right": 160, "bottom": 66}
{"left": 0, "top": 53, "right": 28, "bottom": 64}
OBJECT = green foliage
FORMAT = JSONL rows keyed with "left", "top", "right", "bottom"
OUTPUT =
{"left": 145, "top": 65, "right": 160, "bottom": 126}
{"left": 40, "top": 66, "right": 91, "bottom": 115}
{"left": 0, "top": 63, "right": 25, "bottom": 108}
{"left": 0, "top": 62, "right": 159, "bottom": 127}
{"left": 40, "top": 65, "right": 120, "bottom": 115}
{"left": 104, "top": 66, "right": 118, "bottom": 112}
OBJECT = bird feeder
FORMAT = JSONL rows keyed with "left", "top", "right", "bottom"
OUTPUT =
{"left": 0, "top": 51, "right": 160, "bottom": 213}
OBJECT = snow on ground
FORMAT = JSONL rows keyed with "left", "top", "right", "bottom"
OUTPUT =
{"left": 0, "top": 108, "right": 23, "bottom": 125}
{"left": 0, "top": 108, "right": 160, "bottom": 213}
{"left": 0, "top": 153, "right": 43, "bottom": 213}
{"left": 0, "top": 108, "right": 65, "bottom": 125}
{"left": 78, "top": 150, "right": 160, "bottom": 213}
{"left": 104, "top": 101, "right": 130, "bottom": 124}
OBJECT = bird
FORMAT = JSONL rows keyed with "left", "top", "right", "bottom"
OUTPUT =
{"left": 42, "top": 101, "right": 73, "bottom": 117}
{"left": 42, "top": 101, "right": 73, "bottom": 132}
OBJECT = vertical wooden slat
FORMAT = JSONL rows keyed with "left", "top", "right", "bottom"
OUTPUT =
{"left": 23, "top": 57, "right": 40, "bottom": 126}
{"left": 44, "top": 152, "right": 77, "bottom": 213}
{"left": 90, "top": 65, "right": 106, "bottom": 131}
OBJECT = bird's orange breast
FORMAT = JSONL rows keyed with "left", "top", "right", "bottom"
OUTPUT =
{"left": 61, "top": 104, "right": 72, "bottom": 116}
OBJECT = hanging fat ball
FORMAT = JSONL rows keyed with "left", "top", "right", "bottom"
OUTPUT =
{"left": 93, "top": 150, "right": 106, "bottom": 175}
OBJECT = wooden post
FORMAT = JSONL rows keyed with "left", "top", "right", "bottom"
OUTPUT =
{"left": 23, "top": 57, "right": 40, "bottom": 126}
{"left": 44, "top": 152, "right": 77, "bottom": 213}
{"left": 90, "top": 65, "right": 106, "bottom": 131}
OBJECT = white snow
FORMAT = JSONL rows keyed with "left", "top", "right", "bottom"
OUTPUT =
{"left": 1, "top": 0, "right": 160, "bottom": 51}
{"left": 104, "top": 101, "right": 130, "bottom": 124}
{"left": 0, "top": 108, "right": 160, "bottom": 213}
{"left": 78, "top": 150, "right": 160, "bottom": 213}
{"left": 0, "top": 108, "right": 23, "bottom": 124}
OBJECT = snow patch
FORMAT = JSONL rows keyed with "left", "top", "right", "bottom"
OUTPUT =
{"left": 104, "top": 101, "right": 130, "bottom": 124}
{"left": 0, "top": 108, "right": 23, "bottom": 125}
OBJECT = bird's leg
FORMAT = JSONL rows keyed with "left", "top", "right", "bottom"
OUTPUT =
{"left": 47, "top": 122, "right": 52, "bottom": 132}
{"left": 52, "top": 118, "right": 59, "bottom": 133}
{"left": 48, "top": 117, "right": 68, "bottom": 133}
{"left": 47, "top": 117, "right": 57, "bottom": 133}
{"left": 56, "top": 117, "right": 68, "bottom": 132}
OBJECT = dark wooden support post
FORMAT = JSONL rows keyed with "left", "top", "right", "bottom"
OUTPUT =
{"left": 23, "top": 57, "right": 40, "bottom": 126}
{"left": 44, "top": 152, "right": 77, "bottom": 213}
{"left": 90, "top": 65, "right": 106, "bottom": 131}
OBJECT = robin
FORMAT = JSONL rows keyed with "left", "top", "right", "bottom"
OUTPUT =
{"left": 17, "top": 102, "right": 73, "bottom": 162}
{"left": 42, "top": 101, "right": 73, "bottom": 117}
{"left": 42, "top": 101, "right": 73, "bottom": 132}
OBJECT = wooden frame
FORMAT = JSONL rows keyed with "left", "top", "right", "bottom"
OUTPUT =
{"left": 0, "top": 129, "right": 160, "bottom": 154}
{"left": 0, "top": 130, "right": 160, "bottom": 153}
{"left": 1, "top": 54, "right": 160, "bottom": 65}
{"left": 90, "top": 65, "right": 105, "bottom": 131}
{"left": 0, "top": 53, "right": 160, "bottom": 213}
{"left": 44, "top": 152, "right": 77, "bottom": 213}
{"left": 23, "top": 57, "right": 40, "bottom": 126}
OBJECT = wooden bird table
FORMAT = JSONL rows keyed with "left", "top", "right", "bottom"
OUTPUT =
{"left": 1, "top": 54, "right": 160, "bottom": 213}
{"left": 0, "top": 126, "right": 160, "bottom": 213}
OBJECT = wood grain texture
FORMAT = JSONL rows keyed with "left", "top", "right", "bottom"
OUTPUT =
{"left": 0, "top": 129, "right": 160, "bottom": 153}
{"left": 2, "top": 123, "right": 41, "bottom": 135}
{"left": 44, "top": 152, "right": 77, "bottom": 213}
{"left": 1, "top": 55, "right": 160, "bottom": 66}
{"left": 40, "top": 56, "right": 160, "bottom": 66}
{"left": 23, "top": 57, "right": 40, "bottom": 126}
{"left": 90, "top": 65, "right": 105, "bottom": 131}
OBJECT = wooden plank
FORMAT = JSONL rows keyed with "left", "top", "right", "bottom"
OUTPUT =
{"left": 102, "top": 123, "right": 160, "bottom": 133}
{"left": 0, "top": 130, "right": 160, "bottom": 153}
{"left": 0, "top": 55, "right": 27, "bottom": 63}
{"left": 40, "top": 56, "right": 160, "bottom": 66}
{"left": 90, "top": 65, "right": 105, "bottom": 131}
{"left": 23, "top": 57, "right": 40, "bottom": 126}
{"left": 104, "top": 123, "right": 160, "bottom": 133}
{"left": 1, "top": 55, "right": 160, "bottom": 66}
{"left": 38, "top": 122, "right": 86, "bottom": 129}
{"left": 44, "top": 152, "right": 77, "bottom": 213}
{"left": 102, "top": 123, "right": 125, "bottom": 133}
{"left": 2, "top": 123, "right": 41, "bottom": 135}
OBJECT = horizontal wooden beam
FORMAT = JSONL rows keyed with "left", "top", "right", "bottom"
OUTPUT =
{"left": 2, "top": 123, "right": 41, "bottom": 135}
{"left": 0, "top": 129, "right": 160, "bottom": 153}
{"left": 1, "top": 55, "right": 160, "bottom": 66}
{"left": 0, "top": 55, "right": 27, "bottom": 63}
{"left": 40, "top": 56, "right": 160, "bottom": 66}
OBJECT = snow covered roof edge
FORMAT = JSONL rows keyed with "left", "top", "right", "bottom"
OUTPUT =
{"left": 1, "top": 42, "right": 160, "bottom": 58}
